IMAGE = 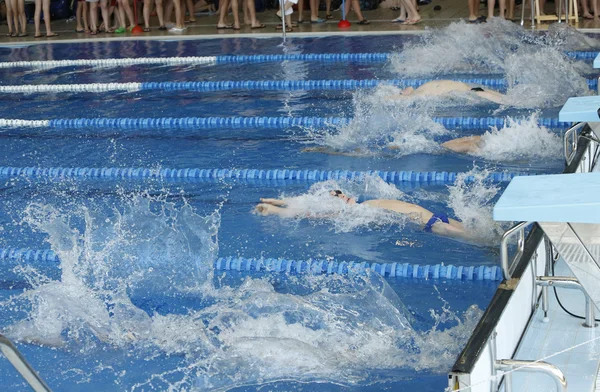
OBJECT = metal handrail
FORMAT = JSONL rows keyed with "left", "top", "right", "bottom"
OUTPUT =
{"left": 563, "top": 123, "right": 585, "bottom": 166}
{"left": 536, "top": 276, "right": 597, "bottom": 328}
{"left": 0, "top": 334, "right": 51, "bottom": 392}
{"left": 495, "top": 359, "right": 567, "bottom": 392}
{"left": 501, "top": 221, "right": 533, "bottom": 279}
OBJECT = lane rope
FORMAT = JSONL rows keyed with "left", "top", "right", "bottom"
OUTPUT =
{"left": 0, "top": 116, "right": 571, "bottom": 130}
{"left": 0, "top": 51, "right": 594, "bottom": 69}
{"left": 0, "top": 166, "right": 533, "bottom": 183}
{"left": 0, "top": 248, "right": 502, "bottom": 281}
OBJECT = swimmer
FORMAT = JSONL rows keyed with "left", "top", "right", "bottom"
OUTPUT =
{"left": 301, "top": 135, "right": 483, "bottom": 156}
{"left": 388, "top": 80, "right": 507, "bottom": 105}
{"left": 255, "top": 190, "right": 470, "bottom": 240}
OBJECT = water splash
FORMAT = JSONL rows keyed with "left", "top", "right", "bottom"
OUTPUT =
{"left": 389, "top": 19, "right": 594, "bottom": 80}
{"left": 447, "top": 167, "right": 507, "bottom": 244}
{"left": 303, "top": 86, "right": 449, "bottom": 156}
{"left": 0, "top": 190, "right": 482, "bottom": 390}
{"left": 470, "top": 113, "right": 562, "bottom": 162}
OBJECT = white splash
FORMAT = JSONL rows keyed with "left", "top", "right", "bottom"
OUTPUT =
{"left": 447, "top": 168, "right": 508, "bottom": 244}
{"left": 0, "top": 191, "right": 482, "bottom": 390}
{"left": 470, "top": 113, "right": 562, "bottom": 162}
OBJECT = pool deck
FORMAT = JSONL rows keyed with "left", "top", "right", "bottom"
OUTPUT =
{"left": 2, "top": 0, "right": 600, "bottom": 45}
{"left": 512, "top": 259, "right": 600, "bottom": 392}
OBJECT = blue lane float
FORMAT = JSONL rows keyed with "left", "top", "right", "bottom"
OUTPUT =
{"left": 214, "top": 257, "right": 503, "bottom": 280}
{"left": 0, "top": 166, "right": 533, "bottom": 183}
{"left": 16, "top": 116, "right": 568, "bottom": 130}
{"left": 0, "top": 248, "right": 502, "bottom": 281}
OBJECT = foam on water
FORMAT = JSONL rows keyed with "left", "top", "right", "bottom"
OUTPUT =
{"left": 0, "top": 191, "right": 483, "bottom": 390}
{"left": 470, "top": 113, "right": 562, "bottom": 162}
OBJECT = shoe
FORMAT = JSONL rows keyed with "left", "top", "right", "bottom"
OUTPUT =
{"left": 159, "top": 25, "right": 168, "bottom": 30}
{"left": 143, "top": 27, "right": 151, "bottom": 32}
{"left": 468, "top": 15, "right": 486, "bottom": 23}
{"left": 357, "top": 19, "right": 370, "bottom": 24}
{"left": 251, "top": 24, "right": 266, "bottom": 29}
{"left": 326, "top": 13, "right": 333, "bottom": 19}
{"left": 46, "top": 32, "right": 59, "bottom": 37}
{"left": 401, "top": 18, "right": 421, "bottom": 24}
{"left": 311, "top": 18, "right": 325, "bottom": 23}
{"left": 391, "top": 17, "right": 405, "bottom": 22}
{"left": 297, "top": 19, "right": 304, "bottom": 23}
{"left": 169, "top": 26, "right": 186, "bottom": 32}
{"left": 34, "top": 33, "right": 44, "bottom": 38}
{"left": 114, "top": 27, "right": 126, "bottom": 33}
{"left": 216, "top": 24, "right": 233, "bottom": 29}
{"left": 17, "top": 33, "right": 28, "bottom": 37}
{"left": 75, "top": 29, "right": 85, "bottom": 33}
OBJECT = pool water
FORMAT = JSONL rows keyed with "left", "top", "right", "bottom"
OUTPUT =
{"left": 0, "top": 21, "right": 598, "bottom": 391}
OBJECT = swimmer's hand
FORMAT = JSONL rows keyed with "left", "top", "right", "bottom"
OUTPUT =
{"left": 254, "top": 203, "right": 272, "bottom": 215}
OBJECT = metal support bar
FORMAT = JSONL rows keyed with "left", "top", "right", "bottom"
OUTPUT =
{"left": 563, "top": 123, "right": 585, "bottom": 166}
{"left": 536, "top": 276, "right": 597, "bottom": 327}
{"left": 501, "top": 221, "right": 533, "bottom": 279}
{"left": 495, "top": 359, "right": 568, "bottom": 392}
{"left": 0, "top": 334, "right": 51, "bottom": 392}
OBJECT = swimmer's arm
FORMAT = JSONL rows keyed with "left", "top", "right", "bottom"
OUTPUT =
{"left": 441, "top": 135, "right": 482, "bottom": 154}
{"left": 260, "top": 198, "right": 287, "bottom": 207}
{"left": 475, "top": 90, "right": 506, "bottom": 105}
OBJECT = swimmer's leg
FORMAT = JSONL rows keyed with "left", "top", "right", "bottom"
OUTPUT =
{"left": 441, "top": 135, "right": 482, "bottom": 154}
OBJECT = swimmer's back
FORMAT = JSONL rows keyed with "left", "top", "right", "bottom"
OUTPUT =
{"left": 413, "top": 80, "right": 471, "bottom": 97}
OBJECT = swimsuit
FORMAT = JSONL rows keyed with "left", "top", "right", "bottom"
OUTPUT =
{"left": 423, "top": 213, "right": 449, "bottom": 233}
{"left": 471, "top": 87, "right": 485, "bottom": 92}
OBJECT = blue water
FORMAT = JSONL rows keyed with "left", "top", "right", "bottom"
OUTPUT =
{"left": 0, "top": 31, "right": 591, "bottom": 391}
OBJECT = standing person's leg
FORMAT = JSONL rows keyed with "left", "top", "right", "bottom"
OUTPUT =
{"left": 487, "top": 0, "right": 495, "bottom": 18}
{"left": 245, "top": 0, "right": 264, "bottom": 27}
{"left": 143, "top": 0, "right": 153, "bottom": 27}
{"left": 120, "top": 0, "right": 136, "bottom": 26}
{"left": 217, "top": 0, "right": 230, "bottom": 26}
{"left": 89, "top": 0, "right": 98, "bottom": 33}
{"left": 581, "top": 0, "right": 593, "bottom": 17}
{"left": 163, "top": 0, "right": 172, "bottom": 23}
{"left": 34, "top": 0, "right": 43, "bottom": 37}
{"left": 467, "top": 0, "right": 479, "bottom": 20}
{"left": 16, "top": 0, "right": 26, "bottom": 35}
{"left": 346, "top": 0, "right": 368, "bottom": 22}
{"left": 99, "top": 0, "right": 112, "bottom": 31}
{"left": 154, "top": 0, "right": 164, "bottom": 26}
{"left": 5, "top": 0, "right": 14, "bottom": 36}
{"left": 309, "top": 0, "right": 322, "bottom": 21}
{"left": 185, "top": 0, "right": 195, "bottom": 20}
{"left": 42, "top": 0, "right": 56, "bottom": 35}
{"left": 297, "top": 0, "right": 303, "bottom": 22}
{"left": 399, "top": 0, "right": 419, "bottom": 22}
{"left": 229, "top": 0, "right": 239, "bottom": 28}
{"left": 171, "top": 0, "right": 183, "bottom": 28}
{"left": 325, "top": 0, "right": 332, "bottom": 18}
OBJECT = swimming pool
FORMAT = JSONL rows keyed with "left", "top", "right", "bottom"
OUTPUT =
{"left": 0, "top": 21, "right": 597, "bottom": 391}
